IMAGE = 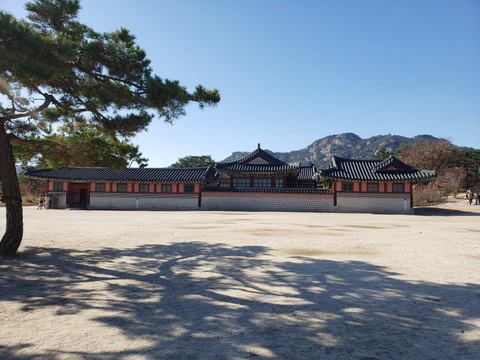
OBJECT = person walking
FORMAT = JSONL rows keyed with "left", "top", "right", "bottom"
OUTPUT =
{"left": 475, "top": 192, "right": 480, "bottom": 205}
{"left": 37, "top": 194, "right": 45, "bottom": 210}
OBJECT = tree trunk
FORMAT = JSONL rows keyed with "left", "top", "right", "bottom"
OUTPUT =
{"left": 0, "top": 124, "right": 23, "bottom": 255}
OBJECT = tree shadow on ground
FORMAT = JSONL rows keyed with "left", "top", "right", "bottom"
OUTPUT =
{"left": 414, "top": 207, "right": 480, "bottom": 216}
{"left": 1, "top": 243, "right": 479, "bottom": 359}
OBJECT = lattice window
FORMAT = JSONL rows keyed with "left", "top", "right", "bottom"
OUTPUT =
{"left": 232, "top": 178, "right": 250, "bottom": 187}
{"left": 254, "top": 178, "right": 271, "bottom": 187}
{"left": 162, "top": 184, "right": 172, "bottom": 192}
{"left": 393, "top": 183, "right": 405, "bottom": 192}
{"left": 368, "top": 183, "right": 379, "bottom": 192}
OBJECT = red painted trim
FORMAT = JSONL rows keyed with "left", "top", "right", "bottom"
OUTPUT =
{"left": 337, "top": 190, "right": 409, "bottom": 194}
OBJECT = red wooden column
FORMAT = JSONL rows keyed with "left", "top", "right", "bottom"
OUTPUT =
{"left": 333, "top": 181, "right": 338, "bottom": 206}
{"left": 198, "top": 184, "right": 202, "bottom": 208}
{"left": 409, "top": 183, "right": 413, "bottom": 208}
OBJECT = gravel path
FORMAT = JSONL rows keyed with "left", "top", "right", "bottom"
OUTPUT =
{"left": 1, "top": 200, "right": 479, "bottom": 359}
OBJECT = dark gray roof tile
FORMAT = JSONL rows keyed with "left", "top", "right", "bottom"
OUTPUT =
{"left": 25, "top": 167, "right": 214, "bottom": 183}
{"left": 296, "top": 165, "right": 317, "bottom": 180}
{"left": 215, "top": 163, "right": 297, "bottom": 173}
{"left": 230, "top": 144, "right": 287, "bottom": 165}
{"left": 216, "top": 145, "right": 300, "bottom": 174}
{"left": 319, "top": 156, "right": 435, "bottom": 182}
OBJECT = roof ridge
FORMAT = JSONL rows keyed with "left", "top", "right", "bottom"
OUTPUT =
{"left": 226, "top": 146, "right": 287, "bottom": 165}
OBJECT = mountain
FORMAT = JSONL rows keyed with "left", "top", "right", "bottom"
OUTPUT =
{"left": 220, "top": 133, "right": 441, "bottom": 168}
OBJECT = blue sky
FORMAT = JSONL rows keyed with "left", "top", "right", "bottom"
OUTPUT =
{"left": 2, "top": 0, "right": 479, "bottom": 166}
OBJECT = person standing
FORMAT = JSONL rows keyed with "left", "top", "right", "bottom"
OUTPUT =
{"left": 45, "top": 194, "right": 50, "bottom": 210}
{"left": 467, "top": 191, "right": 473, "bottom": 205}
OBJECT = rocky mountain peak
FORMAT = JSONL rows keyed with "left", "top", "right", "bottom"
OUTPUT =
{"left": 221, "top": 133, "right": 444, "bottom": 168}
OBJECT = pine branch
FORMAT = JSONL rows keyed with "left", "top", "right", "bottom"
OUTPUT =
{"left": 72, "top": 62, "right": 145, "bottom": 92}
{"left": 0, "top": 93, "right": 55, "bottom": 124}
{"left": 8, "top": 133, "right": 56, "bottom": 147}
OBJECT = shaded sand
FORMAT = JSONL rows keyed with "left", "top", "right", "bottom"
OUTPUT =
{"left": 0, "top": 199, "right": 479, "bottom": 359}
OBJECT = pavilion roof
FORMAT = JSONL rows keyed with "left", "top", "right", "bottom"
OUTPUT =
{"left": 296, "top": 165, "right": 317, "bottom": 181}
{"left": 226, "top": 144, "right": 288, "bottom": 165}
{"left": 317, "top": 156, "right": 436, "bottom": 182}
{"left": 216, "top": 144, "right": 298, "bottom": 174}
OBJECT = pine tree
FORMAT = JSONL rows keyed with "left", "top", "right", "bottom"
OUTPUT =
{"left": 0, "top": 0, "right": 220, "bottom": 255}
{"left": 170, "top": 155, "right": 216, "bottom": 168}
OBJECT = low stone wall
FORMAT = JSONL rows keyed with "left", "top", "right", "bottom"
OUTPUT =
{"left": 89, "top": 193, "right": 199, "bottom": 210}
{"left": 201, "top": 188, "right": 335, "bottom": 212}
{"left": 336, "top": 192, "right": 413, "bottom": 214}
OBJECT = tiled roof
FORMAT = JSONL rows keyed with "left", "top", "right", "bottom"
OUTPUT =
{"left": 25, "top": 166, "right": 214, "bottom": 183}
{"left": 231, "top": 144, "right": 287, "bottom": 165}
{"left": 371, "top": 156, "right": 414, "bottom": 172}
{"left": 296, "top": 165, "right": 317, "bottom": 181}
{"left": 215, "top": 163, "right": 298, "bottom": 173}
{"left": 216, "top": 145, "right": 299, "bottom": 173}
{"left": 318, "top": 156, "right": 436, "bottom": 182}
{"left": 214, "top": 171, "right": 230, "bottom": 181}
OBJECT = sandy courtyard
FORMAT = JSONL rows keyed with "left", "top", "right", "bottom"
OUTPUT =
{"left": 0, "top": 200, "right": 479, "bottom": 360}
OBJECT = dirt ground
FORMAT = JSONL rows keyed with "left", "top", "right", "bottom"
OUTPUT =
{"left": 0, "top": 199, "right": 479, "bottom": 360}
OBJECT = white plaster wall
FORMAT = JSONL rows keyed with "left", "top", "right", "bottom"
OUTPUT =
{"left": 48, "top": 192, "right": 67, "bottom": 209}
{"left": 336, "top": 193, "right": 413, "bottom": 214}
{"left": 201, "top": 195, "right": 335, "bottom": 212}
{"left": 90, "top": 193, "right": 199, "bottom": 210}
{"left": 88, "top": 192, "right": 412, "bottom": 213}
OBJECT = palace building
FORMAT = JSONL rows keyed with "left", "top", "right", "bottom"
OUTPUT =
{"left": 25, "top": 145, "right": 435, "bottom": 214}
